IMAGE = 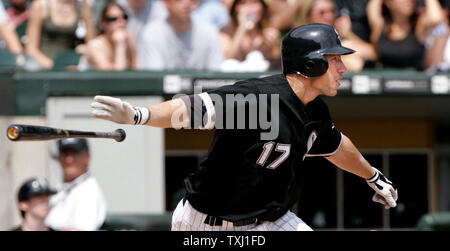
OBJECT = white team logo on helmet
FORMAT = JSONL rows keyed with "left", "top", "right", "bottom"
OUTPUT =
{"left": 334, "top": 28, "right": 342, "bottom": 42}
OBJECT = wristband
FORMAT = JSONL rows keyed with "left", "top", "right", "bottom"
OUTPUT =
{"left": 133, "top": 107, "right": 151, "bottom": 125}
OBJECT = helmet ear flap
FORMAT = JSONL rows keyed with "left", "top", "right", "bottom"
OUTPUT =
{"left": 299, "top": 54, "right": 328, "bottom": 78}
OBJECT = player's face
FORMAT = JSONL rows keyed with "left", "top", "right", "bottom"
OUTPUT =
{"left": 312, "top": 55, "right": 347, "bottom": 96}
{"left": 59, "top": 149, "right": 89, "bottom": 182}
{"left": 20, "top": 194, "right": 51, "bottom": 220}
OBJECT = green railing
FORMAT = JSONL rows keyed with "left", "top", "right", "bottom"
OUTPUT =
{"left": 1, "top": 69, "right": 449, "bottom": 115}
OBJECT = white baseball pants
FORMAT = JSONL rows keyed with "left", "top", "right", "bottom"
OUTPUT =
{"left": 171, "top": 199, "right": 313, "bottom": 231}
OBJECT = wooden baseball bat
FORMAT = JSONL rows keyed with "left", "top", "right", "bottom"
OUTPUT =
{"left": 6, "top": 124, "right": 126, "bottom": 142}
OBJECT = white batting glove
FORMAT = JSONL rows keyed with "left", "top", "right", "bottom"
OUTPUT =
{"left": 366, "top": 167, "right": 398, "bottom": 209}
{"left": 91, "top": 95, "right": 150, "bottom": 125}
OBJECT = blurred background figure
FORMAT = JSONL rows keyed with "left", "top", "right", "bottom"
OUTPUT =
{"left": 222, "top": 0, "right": 233, "bottom": 10}
{"left": 334, "top": 0, "right": 372, "bottom": 44}
{"left": 0, "top": 0, "right": 24, "bottom": 56}
{"left": 266, "top": 0, "right": 303, "bottom": 34}
{"left": 367, "top": 0, "right": 446, "bottom": 71}
{"left": 295, "top": 0, "right": 376, "bottom": 72}
{"left": 137, "top": 0, "right": 223, "bottom": 71}
{"left": 78, "top": 1, "right": 137, "bottom": 71}
{"left": 11, "top": 177, "right": 57, "bottom": 231}
{"left": 24, "top": 0, "right": 96, "bottom": 70}
{"left": 423, "top": 0, "right": 450, "bottom": 71}
{"left": 117, "top": 0, "right": 168, "bottom": 46}
{"left": 191, "top": 0, "right": 230, "bottom": 29}
{"left": 425, "top": 20, "right": 450, "bottom": 71}
{"left": 45, "top": 138, "right": 106, "bottom": 231}
{"left": 5, "top": 0, "right": 30, "bottom": 30}
{"left": 220, "top": 0, "right": 281, "bottom": 72}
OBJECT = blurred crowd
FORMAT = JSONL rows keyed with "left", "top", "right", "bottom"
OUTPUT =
{"left": 1, "top": 0, "right": 450, "bottom": 72}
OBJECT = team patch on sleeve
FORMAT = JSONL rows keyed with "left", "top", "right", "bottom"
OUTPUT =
{"left": 180, "top": 93, "right": 215, "bottom": 129}
{"left": 304, "top": 124, "right": 343, "bottom": 157}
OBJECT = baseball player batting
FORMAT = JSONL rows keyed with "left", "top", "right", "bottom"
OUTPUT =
{"left": 91, "top": 23, "right": 398, "bottom": 231}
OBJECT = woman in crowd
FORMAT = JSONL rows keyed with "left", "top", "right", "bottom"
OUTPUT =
{"left": 78, "top": 1, "right": 136, "bottom": 71}
{"left": 367, "top": 0, "right": 445, "bottom": 70}
{"left": 25, "top": 0, "right": 96, "bottom": 69}
{"left": 0, "top": 0, "right": 23, "bottom": 55}
{"left": 296, "top": 0, "right": 377, "bottom": 72}
{"left": 220, "top": 0, "right": 281, "bottom": 70}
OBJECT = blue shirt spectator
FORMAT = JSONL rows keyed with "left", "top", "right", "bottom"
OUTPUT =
{"left": 137, "top": 0, "right": 223, "bottom": 71}
{"left": 192, "top": 0, "right": 230, "bottom": 29}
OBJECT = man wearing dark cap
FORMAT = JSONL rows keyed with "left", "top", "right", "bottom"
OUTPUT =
{"left": 45, "top": 138, "right": 106, "bottom": 231}
{"left": 11, "top": 177, "right": 56, "bottom": 231}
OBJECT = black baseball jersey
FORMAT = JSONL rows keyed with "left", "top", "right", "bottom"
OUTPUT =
{"left": 180, "top": 74, "right": 342, "bottom": 222}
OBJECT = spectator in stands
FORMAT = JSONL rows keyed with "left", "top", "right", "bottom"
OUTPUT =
{"left": 192, "top": 0, "right": 230, "bottom": 29}
{"left": 294, "top": 0, "right": 377, "bottom": 72}
{"left": 45, "top": 139, "right": 107, "bottom": 231}
{"left": 137, "top": 0, "right": 223, "bottom": 71}
{"left": 78, "top": 1, "right": 137, "bottom": 71}
{"left": 6, "top": 0, "right": 30, "bottom": 28}
{"left": 25, "top": 0, "right": 96, "bottom": 70}
{"left": 117, "top": 0, "right": 168, "bottom": 44}
{"left": 334, "top": 0, "right": 372, "bottom": 43}
{"left": 425, "top": 21, "right": 450, "bottom": 71}
{"left": 11, "top": 177, "right": 56, "bottom": 231}
{"left": 367, "top": 0, "right": 446, "bottom": 71}
{"left": 222, "top": 0, "right": 234, "bottom": 10}
{"left": 266, "top": 0, "right": 303, "bottom": 33}
{"left": 0, "top": 0, "right": 23, "bottom": 55}
{"left": 220, "top": 0, "right": 281, "bottom": 71}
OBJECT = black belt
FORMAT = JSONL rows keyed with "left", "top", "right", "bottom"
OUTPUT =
{"left": 204, "top": 215, "right": 261, "bottom": 227}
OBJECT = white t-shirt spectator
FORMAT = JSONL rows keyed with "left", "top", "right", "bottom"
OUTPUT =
{"left": 137, "top": 17, "right": 223, "bottom": 71}
{"left": 117, "top": 0, "right": 168, "bottom": 44}
{"left": 45, "top": 172, "right": 107, "bottom": 231}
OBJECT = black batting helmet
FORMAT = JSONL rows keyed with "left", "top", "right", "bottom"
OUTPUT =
{"left": 281, "top": 23, "right": 355, "bottom": 78}
{"left": 18, "top": 177, "right": 56, "bottom": 202}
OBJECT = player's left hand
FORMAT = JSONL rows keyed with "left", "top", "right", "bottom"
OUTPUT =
{"left": 91, "top": 95, "right": 150, "bottom": 125}
{"left": 366, "top": 167, "right": 398, "bottom": 209}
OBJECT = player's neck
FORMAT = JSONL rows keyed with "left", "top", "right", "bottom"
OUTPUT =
{"left": 286, "top": 74, "right": 319, "bottom": 105}
{"left": 22, "top": 216, "right": 49, "bottom": 231}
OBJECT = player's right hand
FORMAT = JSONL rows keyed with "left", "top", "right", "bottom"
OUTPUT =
{"left": 91, "top": 95, "right": 150, "bottom": 125}
{"left": 366, "top": 167, "right": 398, "bottom": 209}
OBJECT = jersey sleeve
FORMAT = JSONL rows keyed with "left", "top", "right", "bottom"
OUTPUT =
{"left": 304, "top": 97, "right": 343, "bottom": 157}
{"left": 179, "top": 81, "right": 259, "bottom": 129}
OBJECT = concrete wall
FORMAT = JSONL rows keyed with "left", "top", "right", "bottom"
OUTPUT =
{"left": 0, "top": 95, "right": 165, "bottom": 230}
{"left": 0, "top": 116, "right": 47, "bottom": 230}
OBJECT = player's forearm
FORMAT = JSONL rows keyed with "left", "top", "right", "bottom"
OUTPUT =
{"left": 325, "top": 134, "right": 375, "bottom": 179}
{"left": 146, "top": 98, "right": 189, "bottom": 128}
